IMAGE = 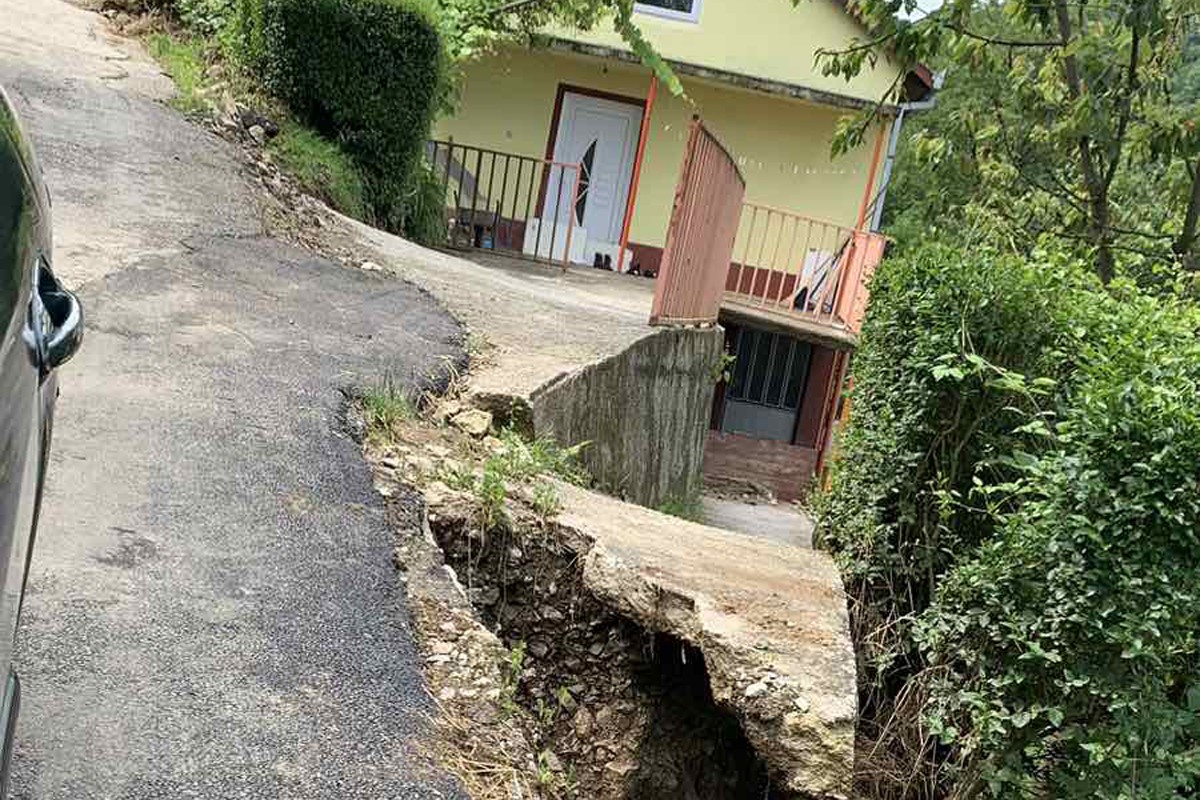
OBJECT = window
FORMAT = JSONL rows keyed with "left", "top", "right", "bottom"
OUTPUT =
{"left": 575, "top": 140, "right": 597, "bottom": 223}
{"left": 727, "top": 328, "right": 811, "bottom": 412}
{"left": 634, "top": 0, "right": 702, "bottom": 23}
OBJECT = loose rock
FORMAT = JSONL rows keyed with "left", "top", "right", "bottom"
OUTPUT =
{"left": 451, "top": 409, "right": 493, "bottom": 438}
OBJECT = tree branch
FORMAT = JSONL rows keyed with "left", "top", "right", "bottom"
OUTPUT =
{"left": 1175, "top": 158, "right": 1200, "bottom": 268}
{"left": 1053, "top": 0, "right": 1115, "bottom": 283}
{"left": 947, "top": 23, "right": 1065, "bottom": 48}
{"left": 1101, "top": 17, "right": 1141, "bottom": 191}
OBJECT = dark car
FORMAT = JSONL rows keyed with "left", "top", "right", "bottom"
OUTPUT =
{"left": 0, "top": 86, "right": 83, "bottom": 792}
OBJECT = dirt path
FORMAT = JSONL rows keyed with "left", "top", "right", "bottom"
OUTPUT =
{"left": 0, "top": 1, "right": 465, "bottom": 796}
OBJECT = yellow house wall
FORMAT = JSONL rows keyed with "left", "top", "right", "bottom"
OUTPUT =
{"left": 546, "top": 0, "right": 903, "bottom": 105}
{"left": 434, "top": 46, "right": 890, "bottom": 251}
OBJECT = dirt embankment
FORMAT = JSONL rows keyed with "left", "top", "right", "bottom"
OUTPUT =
{"left": 361, "top": 400, "right": 854, "bottom": 800}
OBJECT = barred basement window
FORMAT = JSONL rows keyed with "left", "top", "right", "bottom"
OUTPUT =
{"left": 727, "top": 328, "right": 810, "bottom": 412}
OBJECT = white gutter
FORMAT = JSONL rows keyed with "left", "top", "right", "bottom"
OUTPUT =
{"left": 869, "top": 71, "right": 945, "bottom": 233}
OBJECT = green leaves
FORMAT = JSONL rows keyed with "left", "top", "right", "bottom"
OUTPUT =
{"left": 257, "top": 0, "right": 447, "bottom": 229}
{"left": 818, "top": 241, "right": 1200, "bottom": 797}
{"left": 436, "top": 0, "right": 682, "bottom": 98}
{"left": 840, "top": 0, "right": 1200, "bottom": 278}
{"left": 611, "top": 2, "right": 684, "bottom": 97}
{"left": 915, "top": 282, "right": 1200, "bottom": 797}
{"left": 813, "top": 245, "right": 1085, "bottom": 791}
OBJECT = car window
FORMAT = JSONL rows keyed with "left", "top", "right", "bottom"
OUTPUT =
{"left": 0, "top": 104, "right": 30, "bottom": 336}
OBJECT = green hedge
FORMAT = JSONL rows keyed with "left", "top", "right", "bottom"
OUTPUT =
{"left": 815, "top": 245, "right": 1080, "bottom": 703}
{"left": 818, "top": 245, "right": 1200, "bottom": 797}
{"left": 246, "top": 0, "right": 445, "bottom": 230}
{"left": 919, "top": 285, "right": 1200, "bottom": 797}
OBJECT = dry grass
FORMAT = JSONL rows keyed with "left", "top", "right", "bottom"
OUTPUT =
{"left": 431, "top": 705, "right": 543, "bottom": 800}
{"left": 853, "top": 668, "right": 953, "bottom": 800}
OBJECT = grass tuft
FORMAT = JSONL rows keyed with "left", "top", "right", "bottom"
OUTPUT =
{"left": 486, "top": 428, "right": 590, "bottom": 487}
{"left": 362, "top": 384, "right": 414, "bottom": 443}
{"left": 437, "top": 428, "right": 589, "bottom": 531}
{"left": 147, "top": 33, "right": 210, "bottom": 114}
{"left": 656, "top": 494, "right": 703, "bottom": 522}
{"left": 268, "top": 122, "right": 369, "bottom": 219}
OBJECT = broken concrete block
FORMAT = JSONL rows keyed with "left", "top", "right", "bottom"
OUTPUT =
{"left": 451, "top": 409, "right": 493, "bottom": 438}
{"left": 434, "top": 399, "right": 463, "bottom": 423}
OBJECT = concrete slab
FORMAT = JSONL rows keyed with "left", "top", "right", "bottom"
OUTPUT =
{"left": 555, "top": 482, "right": 856, "bottom": 798}
{"left": 701, "top": 495, "right": 815, "bottom": 548}
{"left": 330, "top": 216, "right": 658, "bottom": 400}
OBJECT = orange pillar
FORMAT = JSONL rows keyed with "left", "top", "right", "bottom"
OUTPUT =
{"left": 617, "top": 75, "right": 658, "bottom": 273}
{"left": 855, "top": 121, "right": 888, "bottom": 231}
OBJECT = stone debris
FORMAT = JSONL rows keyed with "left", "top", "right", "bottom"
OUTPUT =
{"left": 451, "top": 408, "right": 493, "bottom": 438}
{"left": 361, "top": 396, "right": 854, "bottom": 799}
{"left": 433, "top": 399, "right": 463, "bottom": 423}
{"left": 744, "top": 681, "right": 770, "bottom": 698}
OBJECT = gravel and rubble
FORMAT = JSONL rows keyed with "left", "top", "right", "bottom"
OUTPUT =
{"left": 361, "top": 398, "right": 854, "bottom": 800}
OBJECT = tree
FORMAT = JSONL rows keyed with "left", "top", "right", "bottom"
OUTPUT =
{"left": 816, "top": 0, "right": 1200, "bottom": 281}
{"left": 437, "top": 0, "right": 684, "bottom": 96}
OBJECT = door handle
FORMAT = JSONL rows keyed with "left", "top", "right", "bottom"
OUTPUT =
{"left": 35, "top": 262, "right": 83, "bottom": 373}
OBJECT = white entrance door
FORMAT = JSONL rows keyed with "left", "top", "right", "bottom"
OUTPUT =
{"left": 545, "top": 92, "right": 642, "bottom": 264}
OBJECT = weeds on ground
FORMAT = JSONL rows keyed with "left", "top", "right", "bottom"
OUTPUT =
{"left": 476, "top": 465, "right": 509, "bottom": 531}
{"left": 499, "top": 640, "right": 527, "bottom": 716}
{"left": 268, "top": 121, "right": 368, "bottom": 219}
{"left": 147, "top": 33, "right": 209, "bottom": 114}
{"left": 361, "top": 384, "right": 415, "bottom": 444}
{"left": 438, "top": 427, "right": 589, "bottom": 531}
{"left": 466, "top": 331, "right": 491, "bottom": 359}
{"left": 657, "top": 494, "right": 703, "bottom": 522}
{"left": 142, "top": 28, "right": 371, "bottom": 222}
{"left": 486, "top": 428, "right": 590, "bottom": 487}
{"left": 531, "top": 482, "right": 562, "bottom": 521}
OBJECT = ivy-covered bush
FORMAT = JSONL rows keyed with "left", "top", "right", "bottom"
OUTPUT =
{"left": 918, "top": 287, "right": 1200, "bottom": 798}
{"left": 256, "top": 0, "right": 446, "bottom": 230}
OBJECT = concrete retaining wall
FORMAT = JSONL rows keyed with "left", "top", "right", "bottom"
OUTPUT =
{"left": 529, "top": 326, "right": 725, "bottom": 509}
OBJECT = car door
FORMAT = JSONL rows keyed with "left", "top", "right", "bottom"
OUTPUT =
{"left": 0, "top": 91, "right": 46, "bottom": 721}
{"left": 0, "top": 86, "right": 82, "bottom": 793}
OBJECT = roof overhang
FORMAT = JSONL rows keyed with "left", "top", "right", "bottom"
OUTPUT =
{"left": 543, "top": 36, "right": 902, "bottom": 114}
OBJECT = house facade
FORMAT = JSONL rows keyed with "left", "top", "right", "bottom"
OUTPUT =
{"left": 433, "top": 0, "right": 929, "bottom": 501}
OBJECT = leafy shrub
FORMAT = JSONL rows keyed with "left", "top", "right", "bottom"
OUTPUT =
{"left": 819, "top": 243, "right": 1200, "bottom": 797}
{"left": 173, "top": 0, "right": 237, "bottom": 36}
{"left": 229, "top": 0, "right": 268, "bottom": 69}
{"left": 259, "top": 0, "right": 446, "bottom": 230}
{"left": 917, "top": 288, "right": 1200, "bottom": 798}
{"left": 815, "top": 245, "right": 1080, "bottom": 704}
{"left": 399, "top": 160, "right": 449, "bottom": 247}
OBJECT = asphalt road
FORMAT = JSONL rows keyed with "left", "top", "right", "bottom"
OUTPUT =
{"left": 0, "top": 1, "right": 466, "bottom": 796}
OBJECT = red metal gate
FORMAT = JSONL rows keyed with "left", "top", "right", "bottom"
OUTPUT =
{"left": 649, "top": 117, "right": 746, "bottom": 326}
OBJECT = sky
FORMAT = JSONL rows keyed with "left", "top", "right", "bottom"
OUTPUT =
{"left": 899, "top": 0, "right": 944, "bottom": 20}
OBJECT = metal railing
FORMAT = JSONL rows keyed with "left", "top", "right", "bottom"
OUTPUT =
{"left": 725, "top": 203, "right": 886, "bottom": 336}
{"left": 425, "top": 140, "right": 583, "bottom": 268}
{"left": 650, "top": 118, "right": 746, "bottom": 326}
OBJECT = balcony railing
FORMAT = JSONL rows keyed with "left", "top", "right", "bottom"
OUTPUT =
{"left": 724, "top": 203, "right": 886, "bottom": 338}
{"left": 425, "top": 140, "right": 583, "bottom": 268}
